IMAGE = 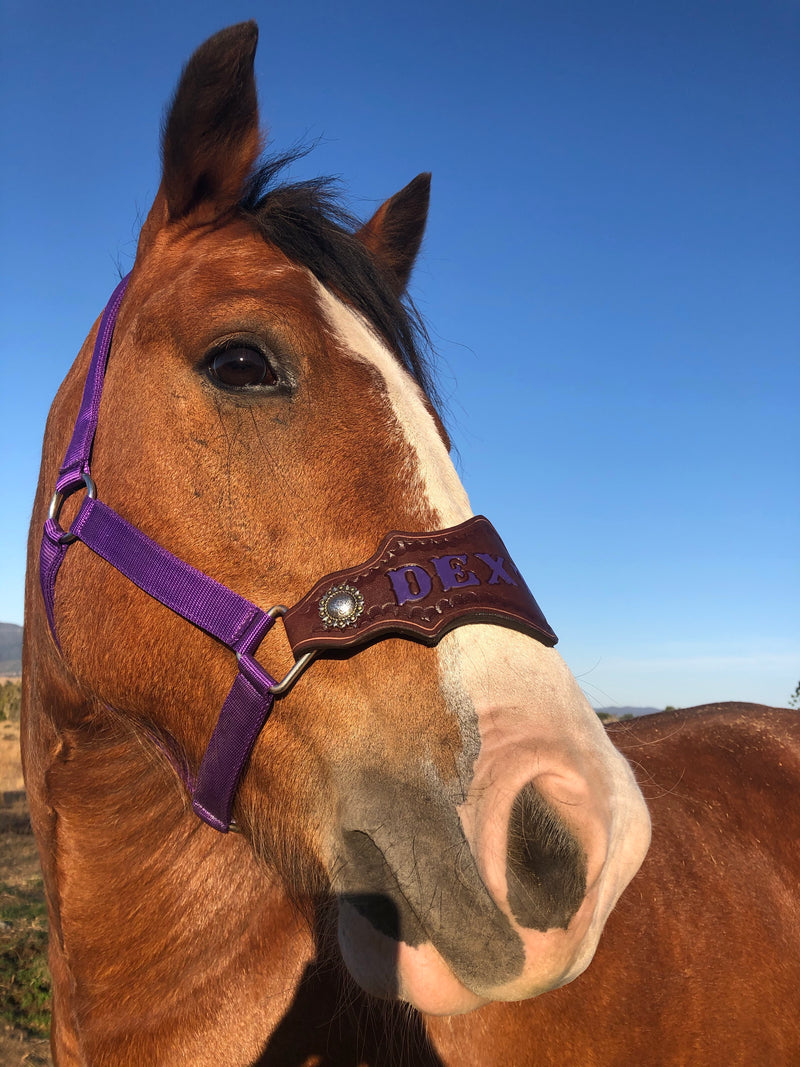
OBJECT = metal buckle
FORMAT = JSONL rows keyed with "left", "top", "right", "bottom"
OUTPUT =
{"left": 48, "top": 473, "right": 96, "bottom": 544}
{"left": 263, "top": 605, "right": 316, "bottom": 697}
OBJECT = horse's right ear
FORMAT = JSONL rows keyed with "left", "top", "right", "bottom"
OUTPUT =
{"left": 356, "top": 173, "right": 431, "bottom": 295}
{"left": 139, "top": 22, "right": 262, "bottom": 248}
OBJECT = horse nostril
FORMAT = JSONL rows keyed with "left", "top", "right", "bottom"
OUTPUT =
{"left": 506, "top": 782, "right": 588, "bottom": 932}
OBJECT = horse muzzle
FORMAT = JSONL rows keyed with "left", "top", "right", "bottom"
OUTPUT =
{"left": 330, "top": 763, "right": 611, "bottom": 1015}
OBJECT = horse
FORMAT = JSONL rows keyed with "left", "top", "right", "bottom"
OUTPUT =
{"left": 21, "top": 22, "right": 799, "bottom": 1066}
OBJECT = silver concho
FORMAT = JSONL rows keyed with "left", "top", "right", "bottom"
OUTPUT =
{"left": 318, "top": 584, "right": 365, "bottom": 630}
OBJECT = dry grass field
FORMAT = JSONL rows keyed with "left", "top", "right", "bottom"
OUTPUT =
{"left": 1, "top": 713, "right": 52, "bottom": 1066}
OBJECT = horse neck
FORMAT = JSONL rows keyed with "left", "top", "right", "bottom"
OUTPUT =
{"left": 27, "top": 644, "right": 288, "bottom": 909}
{"left": 23, "top": 639, "right": 323, "bottom": 1060}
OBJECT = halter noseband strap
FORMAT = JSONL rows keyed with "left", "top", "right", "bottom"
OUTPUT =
{"left": 40, "top": 276, "right": 557, "bottom": 832}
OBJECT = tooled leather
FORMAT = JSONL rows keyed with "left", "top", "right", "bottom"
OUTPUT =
{"left": 283, "top": 516, "right": 557, "bottom": 656}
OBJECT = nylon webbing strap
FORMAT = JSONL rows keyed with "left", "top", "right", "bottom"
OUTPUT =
{"left": 42, "top": 494, "right": 279, "bottom": 832}
{"left": 71, "top": 499, "right": 266, "bottom": 647}
{"left": 57, "top": 275, "right": 130, "bottom": 490}
{"left": 68, "top": 497, "right": 280, "bottom": 829}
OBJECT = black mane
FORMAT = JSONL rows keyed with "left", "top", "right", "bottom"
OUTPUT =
{"left": 240, "top": 153, "right": 440, "bottom": 411}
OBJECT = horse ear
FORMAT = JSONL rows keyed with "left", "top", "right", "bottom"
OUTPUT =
{"left": 145, "top": 22, "right": 262, "bottom": 235}
{"left": 356, "top": 173, "right": 431, "bottom": 295}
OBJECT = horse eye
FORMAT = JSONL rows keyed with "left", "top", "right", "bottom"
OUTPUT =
{"left": 209, "top": 347, "right": 275, "bottom": 388}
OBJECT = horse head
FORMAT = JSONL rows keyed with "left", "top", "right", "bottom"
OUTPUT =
{"left": 30, "top": 22, "right": 650, "bottom": 1020}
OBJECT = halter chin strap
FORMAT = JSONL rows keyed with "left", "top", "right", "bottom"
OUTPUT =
{"left": 40, "top": 275, "right": 557, "bottom": 832}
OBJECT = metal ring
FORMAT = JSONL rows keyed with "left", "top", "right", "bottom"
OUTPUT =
{"left": 48, "top": 473, "right": 96, "bottom": 544}
{"left": 268, "top": 651, "right": 316, "bottom": 697}
{"left": 262, "top": 605, "right": 316, "bottom": 696}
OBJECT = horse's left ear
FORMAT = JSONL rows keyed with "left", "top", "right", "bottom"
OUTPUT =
{"left": 139, "top": 22, "right": 262, "bottom": 247}
{"left": 356, "top": 173, "right": 431, "bottom": 295}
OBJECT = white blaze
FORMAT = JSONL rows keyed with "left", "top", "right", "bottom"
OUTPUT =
{"left": 316, "top": 283, "right": 471, "bottom": 527}
{"left": 316, "top": 281, "right": 578, "bottom": 705}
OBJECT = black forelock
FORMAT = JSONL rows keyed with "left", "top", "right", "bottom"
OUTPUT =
{"left": 239, "top": 151, "right": 440, "bottom": 413}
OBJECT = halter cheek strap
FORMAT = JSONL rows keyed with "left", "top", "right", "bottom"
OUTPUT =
{"left": 40, "top": 276, "right": 557, "bottom": 833}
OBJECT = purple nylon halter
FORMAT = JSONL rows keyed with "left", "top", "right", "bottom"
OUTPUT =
{"left": 41, "top": 275, "right": 557, "bottom": 833}
{"left": 41, "top": 275, "right": 282, "bottom": 831}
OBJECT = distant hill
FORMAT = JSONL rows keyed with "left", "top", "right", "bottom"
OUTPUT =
{"left": 0, "top": 623, "right": 23, "bottom": 675}
{"left": 594, "top": 706, "right": 662, "bottom": 718}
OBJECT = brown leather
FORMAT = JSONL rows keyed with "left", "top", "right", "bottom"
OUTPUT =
{"left": 283, "top": 515, "right": 557, "bottom": 657}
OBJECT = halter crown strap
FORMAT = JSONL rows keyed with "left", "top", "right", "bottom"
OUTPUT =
{"left": 40, "top": 275, "right": 132, "bottom": 640}
{"left": 57, "top": 275, "right": 131, "bottom": 489}
{"left": 40, "top": 277, "right": 558, "bottom": 834}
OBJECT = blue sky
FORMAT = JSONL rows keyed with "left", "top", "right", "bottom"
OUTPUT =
{"left": 1, "top": 0, "right": 798, "bottom": 708}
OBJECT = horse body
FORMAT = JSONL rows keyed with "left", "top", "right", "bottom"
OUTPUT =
{"left": 21, "top": 22, "right": 798, "bottom": 1066}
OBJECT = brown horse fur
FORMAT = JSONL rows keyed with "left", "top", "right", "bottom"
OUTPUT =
{"left": 22, "top": 22, "right": 799, "bottom": 1066}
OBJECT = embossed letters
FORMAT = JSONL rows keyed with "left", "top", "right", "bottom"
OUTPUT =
{"left": 387, "top": 552, "right": 518, "bottom": 607}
